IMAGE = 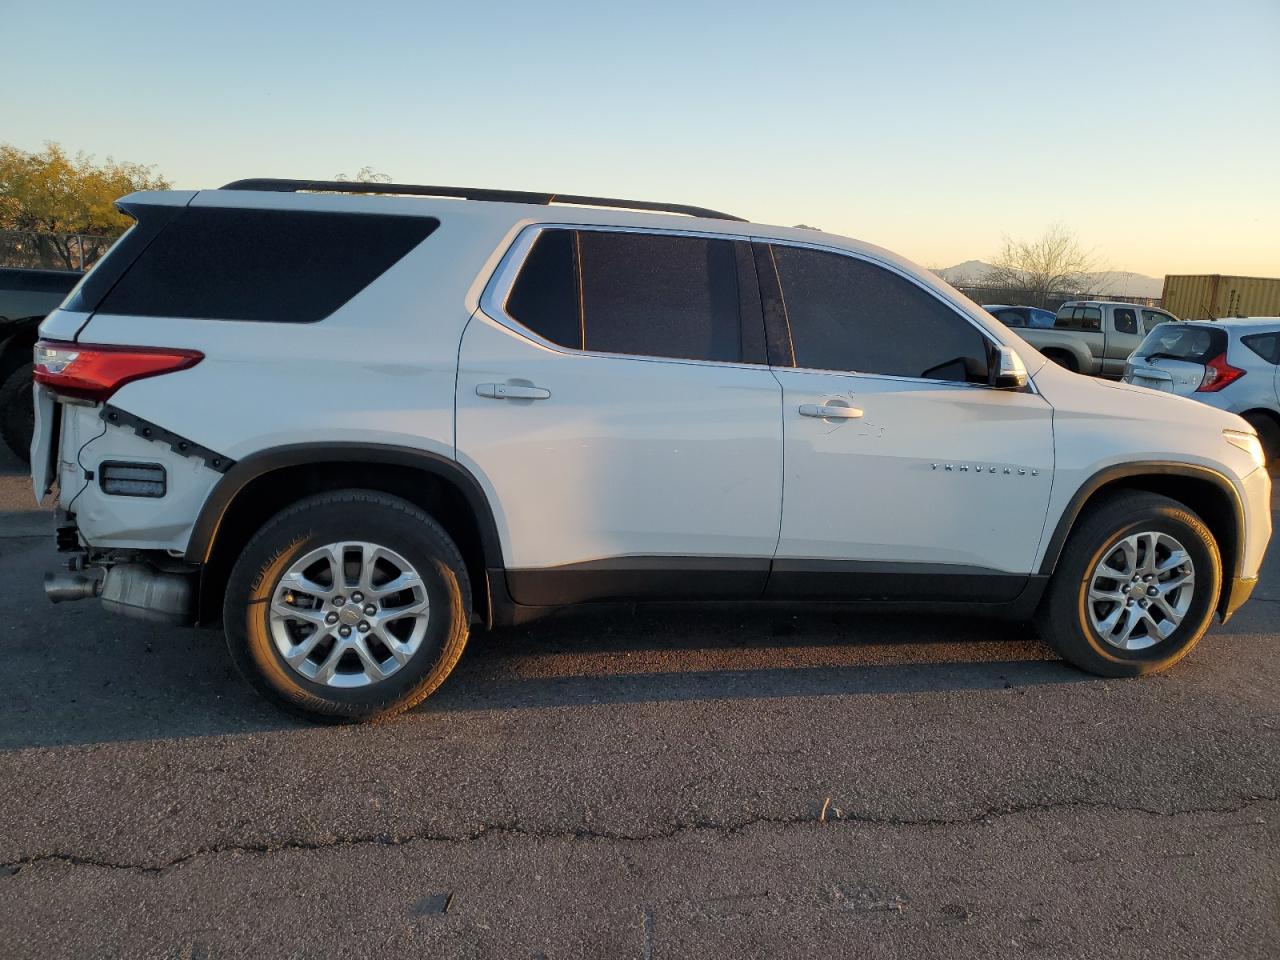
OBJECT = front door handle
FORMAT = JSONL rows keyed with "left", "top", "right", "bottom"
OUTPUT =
{"left": 476, "top": 382, "right": 551, "bottom": 400}
{"left": 799, "top": 403, "right": 863, "bottom": 419}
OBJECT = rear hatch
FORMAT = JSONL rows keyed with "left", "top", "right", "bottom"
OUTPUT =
{"left": 1122, "top": 322, "right": 1225, "bottom": 397}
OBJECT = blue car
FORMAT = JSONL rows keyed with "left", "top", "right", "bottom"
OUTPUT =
{"left": 984, "top": 304, "right": 1056, "bottom": 329}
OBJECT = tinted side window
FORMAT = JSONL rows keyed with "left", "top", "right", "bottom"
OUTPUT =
{"left": 992, "top": 308, "right": 1026, "bottom": 327}
{"left": 506, "top": 229, "right": 582, "bottom": 349}
{"left": 1079, "top": 307, "right": 1102, "bottom": 331}
{"left": 1113, "top": 307, "right": 1138, "bottom": 334}
{"left": 578, "top": 231, "right": 740, "bottom": 362}
{"left": 98, "top": 208, "right": 438, "bottom": 323}
{"left": 770, "top": 245, "right": 989, "bottom": 383}
{"left": 506, "top": 230, "right": 747, "bottom": 363}
{"left": 1054, "top": 308, "right": 1079, "bottom": 329}
{"left": 1243, "top": 333, "right": 1280, "bottom": 364}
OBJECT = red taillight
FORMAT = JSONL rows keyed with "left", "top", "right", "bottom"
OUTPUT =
{"left": 1197, "top": 352, "right": 1246, "bottom": 393}
{"left": 33, "top": 340, "right": 203, "bottom": 402}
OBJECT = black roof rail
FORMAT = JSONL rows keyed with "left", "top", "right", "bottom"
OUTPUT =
{"left": 219, "top": 178, "right": 746, "bottom": 222}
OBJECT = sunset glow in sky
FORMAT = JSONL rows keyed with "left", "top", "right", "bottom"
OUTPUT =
{"left": 6, "top": 0, "right": 1278, "bottom": 278}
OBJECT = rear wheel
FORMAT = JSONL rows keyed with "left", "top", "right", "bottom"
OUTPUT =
{"left": 1037, "top": 492, "right": 1220, "bottom": 677}
{"left": 224, "top": 490, "right": 471, "bottom": 722}
{"left": 0, "top": 363, "right": 33, "bottom": 465}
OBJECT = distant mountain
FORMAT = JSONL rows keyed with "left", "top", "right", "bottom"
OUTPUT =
{"left": 934, "top": 260, "right": 994, "bottom": 284}
{"left": 934, "top": 261, "right": 1164, "bottom": 299}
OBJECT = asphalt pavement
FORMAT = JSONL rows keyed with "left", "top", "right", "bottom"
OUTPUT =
{"left": 0, "top": 443, "right": 1276, "bottom": 959}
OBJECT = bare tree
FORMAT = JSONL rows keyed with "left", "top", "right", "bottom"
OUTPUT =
{"left": 980, "top": 223, "right": 1105, "bottom": 308}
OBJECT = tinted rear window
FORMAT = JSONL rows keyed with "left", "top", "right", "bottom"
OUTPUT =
{"left": 989, "top": 308, "right": 1026, "bottom": 327}
{"left": 1054, "top": 306, "right": 1102, "bottom": 331}
{"left": 96, "top": 207, "right": 438, "bottom": 323}
{"left": 505, "top": 229, "right": 583, "bottom": 349}
{"left": 1133, "top": 324, "right": 1225, "bottom": 363}
{"left": 505, "top": 228, "right": 750, "bottom": 364}
{"left": 578, "top": 231, "right": 740, "bottom": 362}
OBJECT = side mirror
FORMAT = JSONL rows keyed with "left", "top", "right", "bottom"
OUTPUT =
{"left": 990, "top": 345, "right": 1028, "bottom": 390}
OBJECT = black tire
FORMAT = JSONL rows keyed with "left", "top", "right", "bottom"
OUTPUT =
{"left": 223, "top": 490, "right": 471, "bottom": 722}
{"left": 1043, "top": 351, "right": 1079, "bottom": 373}
{"left": 0, "top": 363, "right": 33, "bottom": 465}
{"left": 1241, "top": 412, "right": 1280, "bottom": 474}
{"left": 1036, "top": 491, "right": 1221, "bottom": 677}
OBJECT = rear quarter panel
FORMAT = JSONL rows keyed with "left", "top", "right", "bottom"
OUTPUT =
{"left": 62, "top": 203, "right": 521, "bottom": 554}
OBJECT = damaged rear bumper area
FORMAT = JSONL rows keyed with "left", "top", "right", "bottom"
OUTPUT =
{"left": 39, "top": 400, "right": 231, "bottom": 626}
{"left": 45, "top": 554, "right": 198, "bottom": 626}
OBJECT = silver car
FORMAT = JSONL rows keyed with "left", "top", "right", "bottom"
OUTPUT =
{"left": 1123, "top": 317, "right": 1280, "bottom": 460}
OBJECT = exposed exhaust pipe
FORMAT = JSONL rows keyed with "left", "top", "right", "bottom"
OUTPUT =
{"left": 44, "top": 571, "right": 103, "bottom": 603}
{"left": 43, "top": 563, "right": 196, "bottom": 625}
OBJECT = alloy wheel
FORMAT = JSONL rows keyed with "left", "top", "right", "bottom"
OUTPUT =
{"left": 268, "top": 541, "right": 431, "bottom": 687}
{"left": 1086, "top": 531, "right": 1195, "bottom": 651}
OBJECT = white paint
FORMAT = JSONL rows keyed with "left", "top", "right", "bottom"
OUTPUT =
{"left": 28, "top": 185, "right": 1271, "bottom": 586}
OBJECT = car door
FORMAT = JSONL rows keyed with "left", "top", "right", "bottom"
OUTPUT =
{"left": 1104, "top": 305, "right": 1143, "bottom": 375}
{"left": 756, "top": 242, "right": 1055, "bottom": 602}
{"left": 455, "top": 226, "right": 783, "bottom": 606}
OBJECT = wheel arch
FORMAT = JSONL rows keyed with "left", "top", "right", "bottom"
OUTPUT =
{"left": 1039, "top": 463, "right": 1244, "bottom": 618}
{"left": 187, "top": 444, "right": 505, "bottom": 627}
{"left": 1238, "top": 407, "right": 1280, "bottom": 431}
{"left": 1039, "top": 346, "right": 1082, "bottom": 372}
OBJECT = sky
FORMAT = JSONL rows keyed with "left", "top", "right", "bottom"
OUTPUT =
{"left": 3, "top": 0, "right": 1278, "bottom": 278}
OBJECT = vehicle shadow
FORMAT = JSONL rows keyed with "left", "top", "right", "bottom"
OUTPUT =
{"left": 0, "top": 575, "right": 1087, "bottom": 750}
{"left": 0, "top": 457, "right": 1089, "bottom": 750}
{"left": 431, "top": 603, "right": 1084, "bottom": 713}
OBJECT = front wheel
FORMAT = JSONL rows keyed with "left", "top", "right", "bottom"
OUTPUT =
{"left": 1037, "top": 492, "right": 1221, "bottom": 677}
{"left": 224, "top": 490, "right": 471, "bottom": 722}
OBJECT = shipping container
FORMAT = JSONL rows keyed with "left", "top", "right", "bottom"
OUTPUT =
{"left": 1162, "top": 275, "right": 1280, "bottom": 320}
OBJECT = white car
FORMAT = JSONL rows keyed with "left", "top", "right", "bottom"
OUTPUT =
{"left": 1123, "top": 317, "right": 1280, "bottom": 462}
{"left": 30, "top": 179, "right": 1272, "bottom": 721}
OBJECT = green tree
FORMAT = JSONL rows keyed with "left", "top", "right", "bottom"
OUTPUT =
{"left": 0, "top": 142, "right": 169, "bottom": 269}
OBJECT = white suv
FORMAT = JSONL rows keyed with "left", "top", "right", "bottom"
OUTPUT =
{"left": 30, "top": 179, "right": 1273, "bottom": 721}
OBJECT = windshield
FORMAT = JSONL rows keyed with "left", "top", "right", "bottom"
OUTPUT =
{"left": 1132, "top": 323, "right": 1225, "bottom": 364}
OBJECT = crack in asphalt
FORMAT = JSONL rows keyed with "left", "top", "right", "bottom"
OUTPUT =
{"left": 4, "top": 795, "right": 1274, "bottom": 877}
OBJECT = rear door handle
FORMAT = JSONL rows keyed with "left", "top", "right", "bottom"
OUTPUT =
{"left": 476, "top": 383, "right": 551, "bottom": 400}
{"left": 799, "top": 403, "right": 863, "bottom": 419}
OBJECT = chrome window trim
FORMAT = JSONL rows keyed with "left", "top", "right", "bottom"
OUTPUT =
{"left": 479, "top": 222, "right": 1036, "bottom": 392}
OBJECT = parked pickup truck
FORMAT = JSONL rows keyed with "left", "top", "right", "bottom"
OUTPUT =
{"left": 0, "top": 268, "right": 82, "bottom": 462}
{"left": 1018, "top": 300, "right": 1180, "bottom": 378}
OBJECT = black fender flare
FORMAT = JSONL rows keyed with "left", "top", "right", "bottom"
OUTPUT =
{"left": 183, "top": 442, "right": 505, "bottom": 570}
{"left": 1038, "top": 461, "right": 1245, "bottom": 610}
